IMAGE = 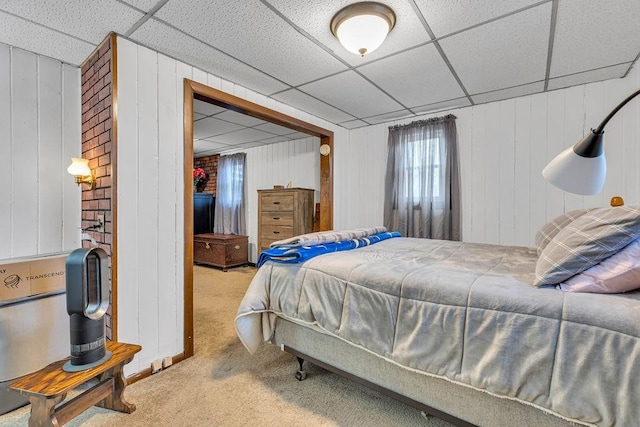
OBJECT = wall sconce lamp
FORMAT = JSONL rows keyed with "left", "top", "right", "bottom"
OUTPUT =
{"left": 67, "top": 157, "right": 96, "bottom": 190}
{"left": 330, "top": 2, "right": 396, "bottom": 57}
{"left": 543, "top": 88, "right": 640, "bottom": 195}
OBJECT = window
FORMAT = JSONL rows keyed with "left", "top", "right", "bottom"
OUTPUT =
{"left": 214, "top": 153, "right": 246, "bottom": 235}
{"left": 383, "top": 115, "right": 460, "bottom": 240}
{"left": 404, "top": 131, "right": 443, "bottom": 203}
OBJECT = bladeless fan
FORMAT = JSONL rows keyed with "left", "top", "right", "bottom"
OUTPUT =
{"left": 63, "top": 247, "right": 112, "bottom": 372}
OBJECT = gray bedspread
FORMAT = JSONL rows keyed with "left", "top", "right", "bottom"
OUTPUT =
{"left": 235, "top": 238, "right": 640, "bottom": 426}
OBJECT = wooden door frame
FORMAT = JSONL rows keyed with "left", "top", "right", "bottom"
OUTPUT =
{"left": 182, "top": 79, "right": 334, "bottom": 357}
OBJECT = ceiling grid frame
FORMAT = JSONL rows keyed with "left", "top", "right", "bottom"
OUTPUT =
{"left": 0, "top": 0, "right": 637, "bottom": 139}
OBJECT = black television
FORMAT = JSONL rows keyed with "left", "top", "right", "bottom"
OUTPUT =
{"left": 194, "top": 193, "right": 215, "bottom": 235}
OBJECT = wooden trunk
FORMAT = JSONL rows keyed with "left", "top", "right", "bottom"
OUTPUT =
{"left": 193, "top": 234, "right": 248, "bottom": 271}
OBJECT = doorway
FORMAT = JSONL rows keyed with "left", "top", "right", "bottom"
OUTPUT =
{"left": 182, "top": 79, "right": 334, "bottom": 357}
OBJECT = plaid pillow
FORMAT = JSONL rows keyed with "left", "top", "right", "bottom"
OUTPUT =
{"left": 534, "top": 209, "right": 595, "bottom": 255}
{"left": 534, "top": 206, "right": 640, "bottom": 287}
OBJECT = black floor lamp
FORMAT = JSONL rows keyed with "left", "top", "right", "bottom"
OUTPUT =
{"left": 543, "top": 88, "right": 640, "bottom": 195}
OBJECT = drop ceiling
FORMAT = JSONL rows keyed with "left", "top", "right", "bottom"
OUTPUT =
{"left": 192, "top": 99, "right": 313, "bottom": 157}
{"left": 1, "top": 0, "right": 639, "bottom": 137}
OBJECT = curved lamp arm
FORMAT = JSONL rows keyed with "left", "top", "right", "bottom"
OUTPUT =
{"left": 543, "top": 87, "right": 640, "bottom": 195}
{"left": 595, "top": 88, "right": 640, "bottom": 134}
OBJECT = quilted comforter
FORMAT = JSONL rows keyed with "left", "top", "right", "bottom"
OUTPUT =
{"left": 235, "top": 237, "right": 640, "bottom": 426}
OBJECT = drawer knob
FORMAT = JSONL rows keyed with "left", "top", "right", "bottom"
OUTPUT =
{"left": 273, "top": 201, "right": 280, "bottom": 205}
{"left": 235, "top": 245, "right": 240, "bottom": 250}
{"left": 273, "top": 217, "right": 280, "bottom": 220}
{"left": 273, "top": 231, "right": 280, "bottom": 234}
{"left": 205, "top": 243, "right": 210, "bottom": 249}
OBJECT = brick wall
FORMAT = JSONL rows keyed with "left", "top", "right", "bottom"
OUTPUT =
{"left": 194, "top": 154, "right": 218, "bottom": 194}
{"left": 80, "top": 35, "right": 114, "bottom": 339}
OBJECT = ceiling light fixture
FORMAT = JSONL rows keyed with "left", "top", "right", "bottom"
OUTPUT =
{"left": 330, "top": 2, "right": 396, "bottom": 57}
{"left": 543, "top": 88, "right": 640, "bottom": 195}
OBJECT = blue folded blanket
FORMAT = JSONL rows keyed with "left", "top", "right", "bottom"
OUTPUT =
{"left": 257, "top": 231, "right": 401, "bottom": 268}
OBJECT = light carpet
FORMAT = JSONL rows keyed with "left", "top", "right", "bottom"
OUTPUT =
{"left": 0, "top": 265, "right": 453, "bottom": 427}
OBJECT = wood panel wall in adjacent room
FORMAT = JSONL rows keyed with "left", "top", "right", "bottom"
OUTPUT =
{"left": 243, "top": 137, "right": 320, "bottom": 261}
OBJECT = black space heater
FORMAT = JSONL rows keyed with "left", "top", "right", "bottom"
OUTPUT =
{"left": 62, "top": 248, "right": 112, "bottom": 372}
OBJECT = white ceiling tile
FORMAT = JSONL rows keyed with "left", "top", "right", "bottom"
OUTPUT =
{"left": 286, "top": 132, "right": 312, "bottom": 140}
{"left": 548, "top": 64, "right": 631, "bottom": 91}
{"left": 120, "top": 0, "right": 161, "bottom": 13}
{"left": 299, "top": 71, "right": 404, "bottom": 118}
{"left": 259, "top": 135, "right": 293, "bottom": 144}
{"left": 358, "top": 44, "right": 464, "bottom": 108}
{"left": 271, "top": 89, "right": 355, "bottom": 123}
{"left": 439, "top": 3, "right": 551, "bottom": 95}
{"left": 265, "top": 0, "right": 431, "bottom": 67}
{"left": 194, "top": 117, "right": 244, "bottom": 139}
{"left": 471, "top": 82, "right": 543, "bottom": 105}
{"left": 550, "top": 0, "right": 640, "bottom": 78}
{"left": 131, "top": 18, "right": 288, "bottom": 95}
{"left": 215, "top": 110, "right": 265, "bottom": 127}
{"left": 193, "top": 99, "right": 226, "bottom": 116}
{"left": 209, "top": 128, "right": 276, "bottom": 145}
{"left": 214, "top": 147, "right": 241, "bottom": 155}
{"left": 194, "top": 140, "right": 232, "bottom": 156}
{"left": 0, "top": 0, "right": 143, "bottom": 45}
{"left": 411, "top": 97, "right": 472, "bottom": 114}
{"left": 0, "top": 12, "right": 95, "bottom": 65}
{"left": 154, "top": 0, "right": 347, "bottom": 86}
{"left": 237, "top": 141, "right": 265, "bottom": 149}
{"left": 254, "top": 122, "right": 298, "bottom": 136}
{"left": 415, "top": 0, "right": 542, "bottom": 37}
{"left": 338, "top": 119, "right": 369, "bottom": 130}
{"left": 363, "top": 110, "right": 416, "bottom": 125}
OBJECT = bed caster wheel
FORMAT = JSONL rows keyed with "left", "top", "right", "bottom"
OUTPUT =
{"left": 295, "top": 370, "right": 307, "bottom": 381}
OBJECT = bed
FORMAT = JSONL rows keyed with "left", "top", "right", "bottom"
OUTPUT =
{"left": 236, "top": 209, "right": 640, "bottom": 427}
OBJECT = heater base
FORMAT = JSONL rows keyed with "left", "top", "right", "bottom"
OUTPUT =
{"left": 62, "top": 350, "right": 112, "bottom": 373}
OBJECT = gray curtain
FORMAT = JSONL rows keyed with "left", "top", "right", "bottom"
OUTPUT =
{"left": 214, "top": 153, "right": 246, "bottom": 235}
{"left": 383, "top": 114, "right": 460, "bottom": 240}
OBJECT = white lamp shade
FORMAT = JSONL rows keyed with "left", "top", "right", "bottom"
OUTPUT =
{"left": 542, "top": 146, "right": 606, "bottom": 195}
{"left": 336, "top": 14, "right": 390, "bottom": 56}
{"left": 67, "top": 157, "right": 91, "bottom": 176}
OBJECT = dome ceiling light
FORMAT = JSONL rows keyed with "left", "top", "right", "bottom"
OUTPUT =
{"left": 330, "top": 2, "right": 396, "bottom": 57}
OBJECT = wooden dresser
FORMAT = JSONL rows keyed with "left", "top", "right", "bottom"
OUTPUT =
{"left": 194, "top": 234, "right": 248, "bottom": 271}
{"left": 258, "top": 188, "right": 315, "bottom": 252}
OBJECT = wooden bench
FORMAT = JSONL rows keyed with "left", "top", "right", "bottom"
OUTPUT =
{"left": 9, "top": 341, "right": 141, "bottom": 427}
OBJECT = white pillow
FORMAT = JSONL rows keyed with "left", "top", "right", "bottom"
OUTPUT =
{"left": 559, "top": 237, "right": 640, "bottom": 293}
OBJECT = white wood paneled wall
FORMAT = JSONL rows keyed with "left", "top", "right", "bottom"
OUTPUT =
{"left": 115, "top": 37, "right": 344, "bottom": 374}
{"left": 342, "top": 64, "right": 640, "bottom": 248}
{"left": 0, "top": 44, "right": 81, "bottom": 259}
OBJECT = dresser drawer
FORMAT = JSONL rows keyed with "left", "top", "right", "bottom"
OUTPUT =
{"left": 260, "top": 194, "right": 294, "bottom": 212}
{"left": 260, "top": 237, "right": 281, "bottom": 251}
{"left": 260, "top": 212, "right": 294, "bottom": 226}
{"left": 261, "top": 225, "right": 294, "bottom": 240}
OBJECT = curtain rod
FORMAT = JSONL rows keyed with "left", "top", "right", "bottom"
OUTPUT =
{"left": 388, "top": 114, "right": 457, "bottom": 130}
